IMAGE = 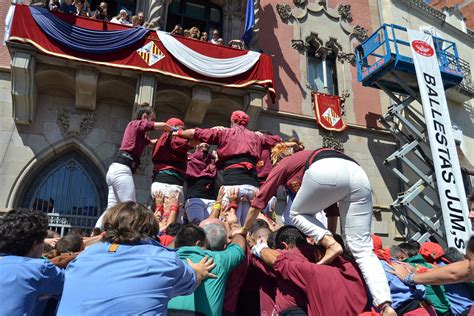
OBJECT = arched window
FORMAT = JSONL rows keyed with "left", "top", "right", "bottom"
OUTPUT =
{"left": 21, "top": 151, "right": 107, "bottom": 236}
{"left": 166, "top": 0, "right": 223, "bottom": 35}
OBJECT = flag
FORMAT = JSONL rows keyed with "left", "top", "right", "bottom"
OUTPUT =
{"left": 313, "top": 92, "right": 347, "bottom": 132}
{"left": 242, "top": 0, "right": 255, "bottom": 46}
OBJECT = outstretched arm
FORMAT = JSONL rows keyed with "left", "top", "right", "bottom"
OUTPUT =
{"left": 389, "top": 260, "right": 471, "bottom": 285}
{"left": 173, "top": 128, "right": 196, "bottom": 139}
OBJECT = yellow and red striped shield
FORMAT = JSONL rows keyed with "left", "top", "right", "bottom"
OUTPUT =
{"left": 312, "top": 92, "right": 347, "bottom": 132}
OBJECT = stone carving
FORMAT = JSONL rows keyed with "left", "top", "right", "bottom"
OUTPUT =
{"left": 147, "top": 0, "right": 172, "bottom": 29}
{"left": 305, "top": 33, "right": 323, "bottom": 52}
{"left": 293, "top": 0, "right": 307, "bottom": 7}
{"left": 57, "top": 110, "right": 70, "bottom": 137}
{"left": 291, "top": 39, "right": 307, "bottom": 52}
{"left": 57, "top": 109, "right": 96, "bottom": 140}
{"left": 322, "top": 131, "right": 344, "bottom": 151}
{"left": 352, "top": 25, "right": 368, "bottom": 41}
{"left": 339, "top": 89, "right": 350, "bottom": 116}
{"left": 276, "top": 4, "right": 292, "bottom": 20}
{"left": 337, "top": 4, "right": 352, "bottom": 22}
{"left": 337, "top": 52, "right": 356, "bottom": 65}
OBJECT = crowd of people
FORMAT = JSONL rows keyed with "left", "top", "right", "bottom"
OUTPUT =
{"left": 1, "top": 103, "right": 474, "bottom": 316}
{"left": 41, "top": 0, "right": 245, "bottom": 49}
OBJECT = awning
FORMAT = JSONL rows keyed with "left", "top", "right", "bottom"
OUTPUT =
{"left": 456, "top": 145, "right": 474, "bottom": 175}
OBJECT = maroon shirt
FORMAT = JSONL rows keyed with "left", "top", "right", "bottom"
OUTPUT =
{"left": 119, "top": 119, "right": 155, "bottom": 160}
{"left": 186, "top": 149, "right": 217, "bottom": 179}
{"left": 194, "top": 126, "right": 272, "bottom": 163}
{"left": 257, "top": 134, "right": 282, "bottom": 180}
{"left": 274, "top": 249, "right": 369, "bottom": 316}
{"left": 251, "top": 150, "right": 340, "bottom": 218}
{"left": 152, "top": 133, "right": 191, "bottom": 173}
{"left": 251, "top": 253, "right": 307, "bottom": 314}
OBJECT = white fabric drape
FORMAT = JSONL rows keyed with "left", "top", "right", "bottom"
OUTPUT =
{"left": 157, "top": 31, "right": 261, "bottom": 78}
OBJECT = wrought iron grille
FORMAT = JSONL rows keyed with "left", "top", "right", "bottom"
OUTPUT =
{"left": 21, "top": 151, "right": 107, "bottom": 236}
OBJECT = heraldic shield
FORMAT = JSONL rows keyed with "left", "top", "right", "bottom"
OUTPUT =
{"left": 312, "top": 92, "right": 347, "bottom": 132}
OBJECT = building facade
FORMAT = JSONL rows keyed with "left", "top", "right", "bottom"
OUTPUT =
{"left": 0, "top": 0, "right": 472, "bottom": 242}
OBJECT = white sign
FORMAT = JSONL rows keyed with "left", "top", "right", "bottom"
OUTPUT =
{"left": 407, "top": 29, "right": 472, "bottom": 252}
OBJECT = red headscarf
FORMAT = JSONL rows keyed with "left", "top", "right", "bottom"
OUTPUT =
{"left": 166, "top": 118, "right": 185, "bottom": 127}
{"left": 231, "top": 110, "right": 250, "bottom": 126}
{"left": 419, "top": 242, "right": 445, "bottom": 263}
{"left": 372, "top": 234, "right": 391, "bottom": 262}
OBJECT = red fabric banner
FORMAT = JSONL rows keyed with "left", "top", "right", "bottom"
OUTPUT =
{"left": 9, "top": 5, "right": 275, "bottom": 99}
{"left": 312, "top": 92, "right": 347, "bottom": 132}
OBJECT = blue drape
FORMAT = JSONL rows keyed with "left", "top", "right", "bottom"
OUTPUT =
{"left": 30, "top": 7, "right": 149, "bottom": 54}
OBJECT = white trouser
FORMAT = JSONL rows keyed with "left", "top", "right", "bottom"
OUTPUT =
{"left": 289, "top": 158, "right": 391, "bottom": 306}
{"left": 185, "top": 198, "right": 215, "bottom": 223}
{"left": 283, "top": 195, "right": 328, "bottom": 227}
{"left": 222, "top": 184, "right": 258, "bottom": 225}
{"left": 95, "top": 163, "right": 136, "bottom": 229}
{"left": 262, "top": 196, "right": 277, "bottom": 215}
{"left": 150, "top": 182, "right": 185, "bottom": 204}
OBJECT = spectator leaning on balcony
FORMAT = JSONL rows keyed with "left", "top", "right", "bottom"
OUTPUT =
{"left": 60, "top": 0, "right": 75, "bottom": 14}
{"left": 74, "top": 0, "right": 88, "bottom": 17}
{"left": 210, "top": 29, "right": 220, "bottom": 44}
{"left": 171, "top": 24, "right": 183, "bottom": 36}
{"left": 189, "top": 26, "right": 200, "bottom": 40}
{"left": 0, "top": 209, "right": 64, "bottom": 316}
{"left": 200, "top": 32, "right": 208, "bottom": 42}
{"left": 111, "top": 9, "right": 131, "bottom": 25}
{"left": 91, "top": 2, "right": 109, "bottom": 21}
{"left": 137, "top": 11, "right": 145, "bottom": 26}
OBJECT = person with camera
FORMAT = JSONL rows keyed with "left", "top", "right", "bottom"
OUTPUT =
{"left": 91, "top": 1, "right": 108, "bottom": 21}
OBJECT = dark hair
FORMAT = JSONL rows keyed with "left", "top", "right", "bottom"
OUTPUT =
{"left": 468, "top": 195, "right": 474, "bottom": 207}
{"left": 103, "top": 202, "right": 159, "bottom": 244}
{"left": 134, "top": 103, "right": 153, "bottom": 120}
{"left": 468, "top": 236, "right": 474, "bottom": 254}
{"left": 443, "top": 247, "right": 465, "bottom": 263}
{"left": 166, "top": 222, "right": 183, "bottom": 237}
{"left": 68, "top": 228, "right": 88, "bottom": 237}
{"left": 0, "top": 209, "right": 49, "bottom": 256}
{"left": 267, "top": 230, "right": 278, "bottom": 249}
{"left": 91, "top": 227, "right": 102, "bottom": 237}
{"left": 249, "top": 219, "right": 270, "bottom": 235}
{"left": 56, "top": 234, "right": 84, "bottom": 254}
{"left": 174, "top": 224, "right": 207, "bottom": 248}
{"left": 47, "top": 229, "right": 60, "bottom": 238}
{"left": 399, "top": 242, "right": 418, "bottom": 257}
{"left": 407, "top": 239, "right": 421, "bottom": 252}
{"left": 275, "top": 225, "right": 307, "bottom": 249}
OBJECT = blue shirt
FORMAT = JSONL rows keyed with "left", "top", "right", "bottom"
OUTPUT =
{"left": 381, "top": 260, "right": 426, "bottom": 310}
{"left": 0, "top": 254, "right": 64, "bottom": 316}
{"left": 56, "top": 239, "right": 196, "bottom": 315}
{"left": 438, "top": 262, "right": 474, "bottom": 315}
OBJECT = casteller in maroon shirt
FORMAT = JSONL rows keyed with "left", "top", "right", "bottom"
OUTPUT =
{"left": 119, "top": 119, "right": 156, "bottom": 161}
{"left": 273, "top": 248, "right": 369, "bottom": 316}
{"left": 251, "top": 149, "right": 342, "bottom": 216}
{"left": 152, "top": 133, "right": 191, "bottom": 175}
{"left": 256, "top": 134, "right": 282, "bottom": 182}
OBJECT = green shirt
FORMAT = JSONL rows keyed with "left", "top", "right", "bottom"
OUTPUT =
{"left": 404, "top": 254, "right": 451, "bottom": 315}
{"left": 168, "top": 243, "right": 245, "bottom": 316}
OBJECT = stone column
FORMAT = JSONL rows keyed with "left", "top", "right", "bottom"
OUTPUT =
{"left": 11, "top": 52, "right": 37, "bottom": 125}
{"left": 244, "top": 91, "right": 265, "bottom": 130}
{"left": 134, "top": 74, "right": 157, "bottom": 116}
{"left": 75, "top": 66, "right": 98, "bottom": 111}
{"left": 147, "top": 0, "right": 172, "bottom": 29}
{"left": 184, "top": 85, "right": 212, "bottom": 126}
{"left": 223, "top": 0, "right": 245, "bottom": 42}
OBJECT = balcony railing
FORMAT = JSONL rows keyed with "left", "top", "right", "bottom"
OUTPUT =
{"left": 457, "top": 57, "right": 474, "bottom": 95}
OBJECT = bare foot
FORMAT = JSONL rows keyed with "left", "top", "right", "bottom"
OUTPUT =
{"left": 381, "top": 306, "right": 396, "bottom": 316}
{"left": 317, "top": 235, "right": 343, "bottom": 265}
